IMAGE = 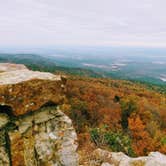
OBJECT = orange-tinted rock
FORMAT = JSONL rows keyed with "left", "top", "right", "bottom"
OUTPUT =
{"left": 8, "top": 107, "right": 78, "bottom": 166}
{"left": 0, "top": 63, "right": 78, "bottom": 166}
{"left": 9, "top": 131, "right": 25, "bottom": 166}
{"left": 0, "top": 63, "right": 66, "bottom": 116}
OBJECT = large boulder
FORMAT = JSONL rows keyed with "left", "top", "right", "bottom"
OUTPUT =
{"left": 93, "top": 148, "right": 166, "bottom": 166}
{"left": 0, "top": 63, "right": 78, "bottom": 166}
{"left": 0, "top": 63, "right": 66, "bottom": 116}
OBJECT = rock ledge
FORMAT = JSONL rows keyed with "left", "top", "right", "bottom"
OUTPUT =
{"left": 0, "top": 63, "right": 65, "bottom": 116}
{"left": 93, "top": 148, "right": 166, "bottom": 166}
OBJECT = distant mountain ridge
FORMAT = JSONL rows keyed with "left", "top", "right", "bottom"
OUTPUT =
{"left": 0, "top": 53, "right": 102, "bottom": 77}
{"left": 0, "top": 53, "right": 165, "bottom": 94}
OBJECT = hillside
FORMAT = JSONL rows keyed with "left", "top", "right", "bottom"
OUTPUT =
{"left": 63, "top": 76, "right": 166, "bottom": 164}
{"left": 0, "top": 63, "right": 165, "bottom": 166}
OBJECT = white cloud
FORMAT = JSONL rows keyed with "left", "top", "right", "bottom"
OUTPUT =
{"left": 0, "top": 0, "right": 166, "bottom": 47}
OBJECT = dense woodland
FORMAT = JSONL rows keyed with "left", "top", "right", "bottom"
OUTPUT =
{"left": 61, "top": 76, "right": 166, "bottom": 158}
{"left": 0, "top": 56, "right": 165, "bottom": 157}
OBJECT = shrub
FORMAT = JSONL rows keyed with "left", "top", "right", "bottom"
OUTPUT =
{"left": 120, "top": 99, "right": 138, "bottom": 129}
{"left": 161, "top": 137, "right": 166, "bottom": 145}
{"left": 90, "top": 127, "right": 135, "bottom": 156}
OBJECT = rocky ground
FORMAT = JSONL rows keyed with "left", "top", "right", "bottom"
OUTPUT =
{"left": 87, "top": 148, "right": 166, "bottom": 166}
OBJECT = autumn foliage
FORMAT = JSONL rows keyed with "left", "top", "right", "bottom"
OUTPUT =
{"left": 63, "top": 76, "right": 166, "bottom": 156}
{"left": 128, "top": 115, "right": 154, "bottom": 155}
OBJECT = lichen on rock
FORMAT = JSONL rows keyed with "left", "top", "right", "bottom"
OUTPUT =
{"left": 0, "top": 63, "right": 66, "bottom": 116}
{"left": 0, "top": 63, "right": 78, "bottom": 166}
{"left": 0, "top": 106, "right": 78, "bottom": 166}
{"left": 8, "top": 107, "right": 78, "bottom": 166}
{"left": 92, "top": 148, "right": 166, "bottom": 166}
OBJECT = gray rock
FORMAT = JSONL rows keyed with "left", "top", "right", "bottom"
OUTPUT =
{"left": 34, "top": 109, "right": 78, "bottom": 166}
{"left": 93, "top": 148, "right": 166, "bottom": 166}
{"left": 9, "top": 107, "right": 78, "bottom": 166}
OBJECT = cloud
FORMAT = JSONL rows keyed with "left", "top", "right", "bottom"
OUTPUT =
{"left": 0, "top": 0, "right": 166, "bottom": 47}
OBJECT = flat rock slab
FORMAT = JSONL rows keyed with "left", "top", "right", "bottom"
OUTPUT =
{"left": 0, "top": 63, "right": 66, "bottom": 116}
{"left": 0, "top": 63, "right": 28, "bottom": 72}
{"left": 0, "top": 69, "right": 61, "bottom": 85}
{"left": 93, "top": 148, "right": 166, "bottom": 166}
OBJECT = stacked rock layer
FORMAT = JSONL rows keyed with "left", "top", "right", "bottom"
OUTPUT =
{"left": 0, "top": 63, "right": 78, "bottom": 166}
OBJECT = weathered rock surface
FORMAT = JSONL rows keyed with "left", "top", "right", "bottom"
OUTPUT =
{"left": 0, "top": 63, "right": 28, "bottom": 72}
{"left": 0, "top": 113, "right": 9, "bottom": 128}
{"left": 0, "top": 63, "right": 66, "bottom": 116}
{"left": 0, "top": 69, "right": 61, "bottom": 85}
{"left": 93, "top": 148, "right": 166, "bottom": 166}
{"left": 0, "top": 63, "right": 78, "bottom": 166}
{"left": 101, "top": 163, "right": 114, "bottom": 166}
{"left": 0, "top": 107, "right": 78, "bottom": 166}
{"left": 8, "top": 107, "right": 78, "bottom": 166}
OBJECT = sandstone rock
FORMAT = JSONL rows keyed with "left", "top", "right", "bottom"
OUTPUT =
{"left": 101, "top": 163, "right": 114, "bottom": 166}
{"left": 0, "top": 147, "right": 10, "bottom": 166}
{"left": 7, "top": 107, "right": 78, "bottom": 166}
{"left": 0, "top": 63, "right": 28, "bottom": 72}
{"left": 93, "top": 148, "right": 166, "bottom": 166}
{"left": 0, "top": 63, "right": 66, "bottom": 116}
{"left": 0, "top": 63, "right": 78, "bottom": 166}
{"left": 0, "top": 69, "right": 61, "bottom": 85}
{"left": 9, "top": 131, "right": 25, "bottom": 166}
{"left": 0, "top": 113, "right": 9, "bottom": 128}
{"left": 0, "top": 130, "right": 10, "bottom": 166}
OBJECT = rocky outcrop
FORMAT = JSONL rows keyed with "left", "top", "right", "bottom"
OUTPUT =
{"left": 0, "top": 63, "right": 28, "bottom": 72}
{"left": 7, "top": 107, "right": 78, "bottom": 166}
{"left": 92, "top": 148, "right": 166, "bottom": 166}
{"left": 0, "top": 63, "right": 78, "bottom": 166}
{"left": 0, "top": 65, "right": 66, "bottom": 116}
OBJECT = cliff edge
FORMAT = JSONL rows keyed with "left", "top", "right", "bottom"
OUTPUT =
{"left": 0, "top": 63, "right": 78, "bottom": 166}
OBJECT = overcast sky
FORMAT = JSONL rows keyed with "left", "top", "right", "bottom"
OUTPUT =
{"left": 0, "top": 0, "right": 166, "bottom": 47}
